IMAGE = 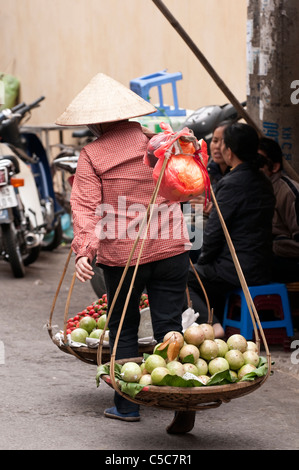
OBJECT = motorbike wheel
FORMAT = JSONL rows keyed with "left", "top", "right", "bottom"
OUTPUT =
{"left": 90, "top": 257, "right": 106, "bottom": 298}
{"left": 1, "top": 223, "right": 26, "bottom": 278}
{"left": 42, "top": 218, "right": 63, "bottom": 251}
{"left": 23, "top": 245, "right": 41, "bottom": 266}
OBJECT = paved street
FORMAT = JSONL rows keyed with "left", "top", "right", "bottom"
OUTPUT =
{"left": 0, "top": 244, "right": 298, "bottom": 451}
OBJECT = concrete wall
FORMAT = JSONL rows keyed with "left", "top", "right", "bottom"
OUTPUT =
{"left": 1, "top": 0, "right": 247, "bottom": 126}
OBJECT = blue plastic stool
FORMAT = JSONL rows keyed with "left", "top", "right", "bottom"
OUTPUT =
{"left": 130, "top": 70, "right": 186, "bottom": 116}
{"left": 222, "top": 283, "right": 294, "bottom": 340}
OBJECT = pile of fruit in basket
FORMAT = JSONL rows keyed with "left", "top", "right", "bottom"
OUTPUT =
{"left": 66, "top": 293, "right": 149, "bottom": 344}
{"left": 96, "top": 324, "right": 269, "bottom": 392}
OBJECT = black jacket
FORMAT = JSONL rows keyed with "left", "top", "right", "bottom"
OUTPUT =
{"left": 198, "top": 162, "right": 276, "bottom": 286}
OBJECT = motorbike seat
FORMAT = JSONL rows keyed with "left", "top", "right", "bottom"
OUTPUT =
{"left": 0, "top": 154, "right": 20, "bottom": 174}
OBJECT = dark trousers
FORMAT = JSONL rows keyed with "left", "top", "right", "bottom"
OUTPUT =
{"left": 101, "top": 251, "right": 190, "bottom": 413}
{"left": 187, "top": 263, "right": 238, "bottom": 325}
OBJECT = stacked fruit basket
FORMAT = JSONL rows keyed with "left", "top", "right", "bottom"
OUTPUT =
{"left": 47, "top": 250, "right": 154, "bottom": 366}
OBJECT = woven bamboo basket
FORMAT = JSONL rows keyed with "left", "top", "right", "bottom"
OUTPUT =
{"left": 101, "top": 357, "right": 265, "bottom": 412}
{"left": 47, "top": 248, "right": 154, "bottom": 366}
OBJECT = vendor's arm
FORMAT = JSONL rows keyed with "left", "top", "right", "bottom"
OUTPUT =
{"left": 70, "top": 147, "right": 102, "bottom": 266}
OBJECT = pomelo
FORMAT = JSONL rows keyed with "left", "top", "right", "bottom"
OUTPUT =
{"left": 179, "top": 344, "right": 200, "bottom": 363}
{"left": 226, "top": 334, "right": 247, "bottom": 353}
{"left": 144, "top": 354, "right": 166, "bottom": 373}
{"left": 199, "top": 323, "right": 215, "bottom": 340}
{"left": 70, "top": 328, "right": 89, "bottom": 344}
{"left": 238, "top": 363, "right": 257, "bottom": 380}
{"left": 139, "top": 374, "right": 152, "bottom": 385}
{"left": 183, "top": 363, "right": 199, "bottom": 375}
{"left": 166, "top": 360, "right": 185, "bottom": 377}
{"left": 208, "top": 357, "right": 230, "bottom": 375}
{"left": 120, "top": 362, "right": 142, "bottom": 383}
{"left": 225, "top": 349, "right": 245, "bottom": 371}
{"left": 195, "top": 358, "right": 209, "bottom": 375}
{"left": 79, "top": 316, "right": 96, "bottom": 334}
{"left": 151, "top": 366, "right": 170, "bottom": 385}
{"left": 183, "top": 324, "right": 205, "bottom": 346}
{"left": 89, "top": 328, "right": 103, "bottom": 339}
{"left": 215, "top": 338, "right": 229, "bottom": 357}
{"left": 96, "top": 314, "right": 108, "bottom": 330}
{"left": 199, "top": 339, "right": 219, "bottom": 361}
{"left": 246, "top": 341, "right": 258, "bottom": 353}
{"left": 163, "top": 331, "right": 185, "bottom": 349}
{"left": 243, "top": 350, "right": 260, "bottom": 367}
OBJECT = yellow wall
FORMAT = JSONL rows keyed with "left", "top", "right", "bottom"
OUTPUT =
{"left": 1, "top": 0, "right": 247, "bottom": 126}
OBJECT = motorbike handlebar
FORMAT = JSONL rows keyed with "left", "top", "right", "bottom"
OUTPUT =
{"left": 15, "top": 96, "right": 45, "bottom": 117}
{"left": 0, "top": 96, "right": 45, "bottom": 125}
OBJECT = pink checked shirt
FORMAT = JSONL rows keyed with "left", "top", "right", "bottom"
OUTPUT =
{"left": 70, "top": 121, "right": 191, "bottom": 266}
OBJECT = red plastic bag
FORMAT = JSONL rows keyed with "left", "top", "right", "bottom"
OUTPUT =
{"left": 145, "top": 122, "right": 210, "bottom": 202}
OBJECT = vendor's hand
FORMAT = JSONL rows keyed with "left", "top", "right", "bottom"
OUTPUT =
{"left": 75, "top": 256, "right": 94, "bottom": 282}
{"left": 203, "top": 201, "right": 213, "bottom": 216}
{"left": 189, "top": 196, "right": 213, "bottom": 216}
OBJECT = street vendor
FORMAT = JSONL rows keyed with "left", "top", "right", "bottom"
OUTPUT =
{"left": 55, "top": 73, "right": 192, "bottom": 428}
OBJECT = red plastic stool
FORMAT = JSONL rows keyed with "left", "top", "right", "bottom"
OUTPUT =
{"left": 223, "top": 283, "right": 294, "bottom": 343}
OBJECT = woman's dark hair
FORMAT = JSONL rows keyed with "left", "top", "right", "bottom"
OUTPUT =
{"left": 258, "top": 137, "right": 283, "bottom": 170}
{"left": 223, "top": 123, "right": 260, "bottom": 166}
{"left": 212, "top": 119, "right": 235, "bottom": 134}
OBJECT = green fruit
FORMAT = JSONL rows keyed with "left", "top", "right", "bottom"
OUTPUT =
{"left": 179, "top": 344, "right": 200, "bottom": 363}
{"left": 144, "top": 354, "right": 166, "bottom": 373}
{"left": 79, "top": 316, "right": 96, "bottom": 333}
{"left": 89, "top": 328, "right": 103, "bottom": 339}
{"left": 225, "top": 349, "right": 245, "bottom": 371}
{"left": 97, "top": 314, "right": 108, "bottom": 330}
{"left": 183, "top": 363, "right": 199, "bottom": 375}
{"left": 166, "top": 360, "right": 185, "bottom": 377}
{"left": 151, "top": 367, "right": 169, "bottom": 385}
{"left": 199, "top": 340, "right": 218, "bottom": 361}
{"left": 139, "top": 374, "right": 152, "bottom": 385}
{"left": 243, "top": 350, "right": 260, "bottom": 367}
{"left": 208, "top": 357, "right": 229, "bottom": 375}
{"left": 195, "top": 358, "right": 209, "bottom": 375}
{"left": 227, "top": 334, "right": 247, "bottom": 353}
{"left": 120, "top": 362, "right": 142, "bottom": 383}
{"left": 238, "top": 364, "right": 257, "bottom": 380}
{"left": 70, "top": 328, "right": 89, "bottom": 344}
{"left": 215, "top": 338, "right": 229, "bottom": 357}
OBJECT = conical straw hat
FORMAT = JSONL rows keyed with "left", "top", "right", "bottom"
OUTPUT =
{"left": 55, "top": 73, "right": 157, "bottom": 126}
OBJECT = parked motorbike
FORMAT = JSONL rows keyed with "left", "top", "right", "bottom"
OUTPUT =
{"left": 0, "top": 141, "right": 43, "bottom": 277}
{"left": 0, "top": 97, "right": 64, "bottom": 252}
{"left": 178, "top": 101, "right": 246, "bottom": 146}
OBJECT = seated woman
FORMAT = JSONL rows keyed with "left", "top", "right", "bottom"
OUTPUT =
{"left": 187, "top": 123, "right": 276, "bottom": 338}
{"left": 258, "top": 137, "right": 299, "bottom": 282}
{"left": 207, "top": 120, "right": 232, "bottom": 185}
